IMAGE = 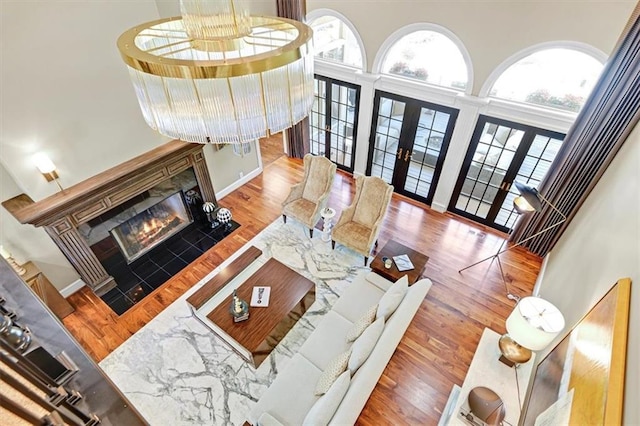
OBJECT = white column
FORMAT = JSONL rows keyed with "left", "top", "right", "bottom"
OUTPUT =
{"left": 430, "top": 94, "right": 489, "bottom": 212}
{"left": 352, "top": 72, "right": 381, "bottom": 176}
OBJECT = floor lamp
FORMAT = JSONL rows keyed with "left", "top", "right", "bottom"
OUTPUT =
{"left": 459, "top": 182, "right": 567, "bottom": 301}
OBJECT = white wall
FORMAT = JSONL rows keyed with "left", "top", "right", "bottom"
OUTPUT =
{"left": 307, "top": 0, "right": 635, "bottom": 95}
{"left": 0, "top": 1, "right": 260, "bottom": 290}
{"left": 0, "top": 163, "right": 81, "bottom": 287}
{"left": 0, "top": 1, "right": 166, "bottom": 200}
{"left": 535, "top": 122, "right": 640, "bottom": 424}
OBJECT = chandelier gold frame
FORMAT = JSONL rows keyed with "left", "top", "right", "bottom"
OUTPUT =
{"left": 117, "top": 16, "right": 312, "bottom": 79}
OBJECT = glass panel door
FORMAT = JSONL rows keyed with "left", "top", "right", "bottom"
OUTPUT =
{"left": 494, "top": 133, "right": 563, "bottom": 229}
{"left": 309, "top": 75, "right": 360, "bottom": 172}
{"left": 367, "top": 91, "right": 458, "bottom": 205}
{"left": 449, "top": 116, "right": 565, "bottom": 232}
{"left": 402, "top": 107, "right": 454, "bottom": 200}
{"left": 369, "top": 96, "right": 407, "bottom": 184}
{"left": 310, "top": 78, "right": 327, "bottom": 156}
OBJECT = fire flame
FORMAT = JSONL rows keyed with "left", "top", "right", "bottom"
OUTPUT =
{"left": 142, "top": 218, "right": 165, "bottom": 235}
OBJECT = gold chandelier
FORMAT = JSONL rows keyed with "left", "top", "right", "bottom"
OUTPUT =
{"left": 117, "top": 0, "right": 314, "bottom": 144}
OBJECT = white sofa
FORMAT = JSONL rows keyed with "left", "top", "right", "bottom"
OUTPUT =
{"left": 248, "top": 270, "right": 432, "bottom": 425}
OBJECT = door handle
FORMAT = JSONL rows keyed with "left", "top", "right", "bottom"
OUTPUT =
{"left": 405, "top": 150, "right": 411, "bottom": 162}
{"left": 325, "top": 125, "right": 331, "bottom": 132}
{"left": 500, "top": 182, "right": 512, "bottom": 191}
{"left": 397, "top": 148, "right": 403, "bottom": 159}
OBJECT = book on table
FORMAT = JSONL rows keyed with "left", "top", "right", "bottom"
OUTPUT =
{"left": 392, "top": 254, "right": 415, "bottom": 272}
{"left": 251, "top": 286, "right": 271, "bottom": 307}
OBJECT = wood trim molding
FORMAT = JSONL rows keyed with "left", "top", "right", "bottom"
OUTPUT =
{"left": 3, "top": 140, "right": 211, "bottom": 227}
{"left": 1, "top": 139, "right": 217, "bottom": 295}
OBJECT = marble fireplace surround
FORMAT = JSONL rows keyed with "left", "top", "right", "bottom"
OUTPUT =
{"left": 2, "top": 140, "right": 217, "bottom": 296}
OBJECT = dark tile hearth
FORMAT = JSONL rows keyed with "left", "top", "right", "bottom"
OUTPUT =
{"left": 94, "top": 220, "right": 240, "bottom": 315}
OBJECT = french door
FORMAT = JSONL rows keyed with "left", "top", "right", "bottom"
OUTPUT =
{"left": 309, "top": 75, "right": 360, "bottom": 172}
{"left": 449, "top": 115, "right": 565, "bottom": 232}
{"left": 366, "top": 91, "right": 458, "bottom": 205}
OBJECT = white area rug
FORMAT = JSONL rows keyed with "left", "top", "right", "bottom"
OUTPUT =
{"left": 99, "top": 220, "right": 367, "bottom": 425}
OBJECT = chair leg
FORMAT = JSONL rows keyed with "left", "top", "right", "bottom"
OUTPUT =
{"left": 331, "top": 240, "right": 335, "bottom": 250}
{"left": 364, "top": 256, "right": 368, "bottom": 266}
{"left": 282, "top": 215, "right": 287, "bottom": 223}
{"left": 309, "top": 228, "right": 313, "bottom": 238}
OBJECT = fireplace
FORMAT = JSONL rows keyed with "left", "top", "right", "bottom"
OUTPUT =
{"left": 110, "top": 191, "right": 192, "bottom": 263}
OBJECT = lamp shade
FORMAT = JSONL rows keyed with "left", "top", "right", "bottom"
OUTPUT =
{"left": 505, "top": 296, "right": 565, "bottom": 351}
{"left": 513, "top": 181, "right": 542, "bottom": 213}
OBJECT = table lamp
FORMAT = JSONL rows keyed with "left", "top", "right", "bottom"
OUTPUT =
{"left": 498, "top": 296, "right": 565, "bottom": 367}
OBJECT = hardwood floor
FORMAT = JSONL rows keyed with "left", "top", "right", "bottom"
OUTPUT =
{"left": 258, "top": 132, "right": 286, "bottom": 167}
{"left": 63, "top": 154, "right": 541, "bottom": 425}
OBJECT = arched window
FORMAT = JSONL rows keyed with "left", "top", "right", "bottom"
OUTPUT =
{"left": 308, "top": 11, "right": 364, "bottom": 69}
{"left": 487, "top": 46, "right": 605, "bottom": 112}
{"left": 376, "top": 25, "right": 470, "bottom": 91}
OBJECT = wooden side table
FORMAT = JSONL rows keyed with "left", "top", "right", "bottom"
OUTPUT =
{"left": 21, "top": 261, "right": 75, "bottom": 320}
{"left": 370, "top": 240, "right": 429, "bottom": 284}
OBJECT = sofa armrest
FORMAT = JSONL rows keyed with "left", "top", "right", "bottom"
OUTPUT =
{"left": 282, "top": 182, "right": 305, "bottom": 206}
{"left": 330, "top": 279, "right": 432, "bottom": 425}
{"left": 334, "top": 203, "right": 356, "bottom": 228}
{"left": 257, "top": 412, "right": 285, "bottom": 426}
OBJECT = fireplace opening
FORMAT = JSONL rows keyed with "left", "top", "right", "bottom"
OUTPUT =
{"left": 110, "top": 191, "right": 192, "bottom": 263}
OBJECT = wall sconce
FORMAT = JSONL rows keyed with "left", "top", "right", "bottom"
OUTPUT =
{"left": 498, "top": 296, "right": 565, "bottom": 367}
{"left": 33, "top": 152, "right": 63, "bottom": 191}
{"left": 0, "top": 245, "right": 26, "bottom": 276}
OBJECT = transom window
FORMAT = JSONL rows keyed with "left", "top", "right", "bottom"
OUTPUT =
{"left": 489, "top": 48, "right": 604, "bottom": 112}
{"left": 380, "top": 30, "right": 468, "bottom": 90}
{"left": 309, "top": 15, "right": 363, "bottom": 69}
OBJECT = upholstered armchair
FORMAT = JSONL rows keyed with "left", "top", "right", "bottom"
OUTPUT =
{"left": 282, "top": 154, "right": 337, "bottom": 237}
{"left": 332, "top": 175, "right": 393, "bottom": 265}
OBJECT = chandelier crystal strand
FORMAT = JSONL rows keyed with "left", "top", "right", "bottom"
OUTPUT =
{"left": 117, "top": 0, "right": 314, "bottom": 144}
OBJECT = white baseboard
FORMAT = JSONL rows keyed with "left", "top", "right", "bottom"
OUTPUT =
{"left": 60, "top": 279, "right": 86, "bottom": 298}
{"left": 532, "top": 252, "right": 550, "bottom": 297}
{"left": 430, "top": 201, "right": 448, "bottom": 213}
{"left": 216, "top": 167, "right": 263, "bottom": 200}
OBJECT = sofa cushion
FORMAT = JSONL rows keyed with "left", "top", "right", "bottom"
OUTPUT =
{"left": 332, "top": 221, "right": 372, "bottom": 253}
{"left": 249, "top": 354, "right": 322, "bottom": 426}
{"left": 352, "top": 178, "right": 389, "bottom": 228}
{"left": 314, "top": 349, "right": 351, "bottom": 396}
{"left": 376, "top": 275, "right": 408, "bottom": 320}
{"left": 299, "top": 311, "right": 353, "bottom": 370}
{"left": 346, "top": 304, "right": 378, "bottom": 342}
{"left": 258, "top": 412, "right": 285, "bottom": 426}
{"left": 332, "top": 272, "right": 385, "bottom": 323}
{"left": 348, "top": 317, "right": 385, "bottom": 374}
{"left": 283, "top": 198, "right": 317, "bottom": 225}
{"left": 364, "top": 271, "right": 394, "bottom": 292}
{"left": 303, "top": 371, "right": 350, "bottom": 426}
{"left": 302, "top": 159, "right": 330, "bottom": 202}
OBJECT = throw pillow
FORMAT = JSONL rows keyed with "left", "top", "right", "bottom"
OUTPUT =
{"left": 345, "top": 304, "right": 378, "bottom": 342}
{"left": 376, "top": 275, "right": 409, "bottom": 320}
{"left": 303, "top": 371, "right": 351, "bottom": 426}
{"left": 348, "top": 317, "right": 385, "bottom": 374}
{"left": 314, "top": 349, "right": 351, "bottom": 396}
